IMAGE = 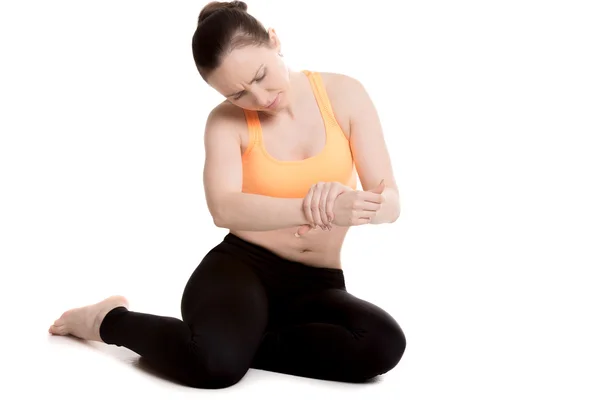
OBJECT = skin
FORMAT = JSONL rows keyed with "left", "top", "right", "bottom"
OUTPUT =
{"left": 204, "top": 28, "right": 401, "bottom": 269}
{"left": 48, "top": 27, "right": 400, "bottom": 341}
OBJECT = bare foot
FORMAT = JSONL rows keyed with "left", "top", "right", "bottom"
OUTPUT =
{"left": 48, "top": 295, "right": 129, "bottom": 342}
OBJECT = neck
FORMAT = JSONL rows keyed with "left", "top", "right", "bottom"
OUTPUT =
{"left": 268, "top": 68, "right": 305, "bottom": 120}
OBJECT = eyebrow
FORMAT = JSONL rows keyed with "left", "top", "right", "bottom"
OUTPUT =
{"left": 226, "top": 64, "right": 265, "bottom": 97}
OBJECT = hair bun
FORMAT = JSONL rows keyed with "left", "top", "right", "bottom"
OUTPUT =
{"left": 230, "top": 1, "right": 248, "bottom": 11}
{"left": 198, "top": 1, "right": 248, "bottom": 24}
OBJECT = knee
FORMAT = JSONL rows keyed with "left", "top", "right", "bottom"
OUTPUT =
{"left": 185, "top": 351, "right": 249, "bottom": 389}
{"left": 379, "top": 319, "right": 407, "bottom": 373}
{"left": 200, "top": 361, "right": 246, "bottom": 389}
{"left": 361, "top": 314, "right": 407, "bottom": 379}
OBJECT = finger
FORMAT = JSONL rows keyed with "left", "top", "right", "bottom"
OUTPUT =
{"left": 351, "top": 216, "right": 372, "bottom": 226}
{"left": 356, "top": 210, "right": 378, "bottom": 219}
{"left": 360, "top": 202, "right": 382, "bottom": 212}
{"left": 295, "top": 224, "right": 312, "bottom": 237}
{"left": 326, "top": 186, "right": 339, "bottom": 226}
{"left": 319, "top": 185, "right": 332, "bottom": 230}
{"left": 303, "top": 187, "right": 316, "bottom": 228}
{"left": 359, "top": 191, "right": 385, "bottom": 204}
{"left": 311, "top": 184, "right": 325, "bottom": 229}
{"left": 367, "top": 179, "right": 385, "bottom": 194}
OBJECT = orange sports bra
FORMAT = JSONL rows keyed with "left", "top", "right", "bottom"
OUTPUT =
{"left": 240, "top": 70, "right": 357, "bottom": 199}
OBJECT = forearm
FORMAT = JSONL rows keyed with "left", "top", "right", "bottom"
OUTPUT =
{"left": 212, "top": 193, "right": 309, "bottom": 231}
{"left": 370, "top": 187, "right": 401, "bottom": 224}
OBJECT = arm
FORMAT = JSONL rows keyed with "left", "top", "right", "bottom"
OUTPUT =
{"left": 345, "top": 77, "right": 401, "bottom": 224}
{"left": 202, "top": 106, "right": 310, "bottom": 231}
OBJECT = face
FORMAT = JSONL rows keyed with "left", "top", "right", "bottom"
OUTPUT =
{"left": 206, "top": 29, "right": 291, "bottom": 113}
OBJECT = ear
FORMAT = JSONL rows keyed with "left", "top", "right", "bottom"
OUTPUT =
{"left": 267, "top": 27, "right": 281, "bottom": 53}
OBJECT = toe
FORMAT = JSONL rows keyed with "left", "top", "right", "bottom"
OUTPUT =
{"left": 49, "top": 323, "right": 66, "bottom": 335}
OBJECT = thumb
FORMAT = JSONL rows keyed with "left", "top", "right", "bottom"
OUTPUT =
{"left": 368, "top": 179, "right": 386, "bottom": 194}
{"left": 295, "top": 224, "right": 311, "bottom": 237}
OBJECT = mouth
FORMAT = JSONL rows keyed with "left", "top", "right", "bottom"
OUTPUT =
{"left": 265, "top": 93, "right": 280, "bottom": 109}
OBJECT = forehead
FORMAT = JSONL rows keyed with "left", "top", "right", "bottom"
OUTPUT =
{"left": 208, "top": 46, "right": 270, "bottom": 92}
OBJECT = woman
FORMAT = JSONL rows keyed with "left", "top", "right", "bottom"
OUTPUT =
{"left": 48, "top": 1, "right": 407, "bottom": 389}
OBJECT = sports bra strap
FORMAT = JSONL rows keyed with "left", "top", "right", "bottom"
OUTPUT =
{"left": 302, "top": 70, "right": 338, "bottom": 128}
{"left": 242, "top": 108, "right": 261, "bottom": 155}
{"left": 242, "top": 71, "right": 340, "bottom": 157}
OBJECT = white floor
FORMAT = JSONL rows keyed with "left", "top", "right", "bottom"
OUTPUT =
{"left": 15, "top": 293, "right": 407, "bottom": 400}
{"left": 36, "top": 336, "right": 399, "bottom": 399}
{"left": 6, "top": 220, "right": 600, "bottom": 400}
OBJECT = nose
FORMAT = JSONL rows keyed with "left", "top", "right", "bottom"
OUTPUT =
{"left": 252, "top": 87, "right": 271, "bottom": 108}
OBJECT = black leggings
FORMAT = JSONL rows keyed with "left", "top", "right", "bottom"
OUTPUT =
{"left": 99, "top": 233, "right": 406, "bottom": 388}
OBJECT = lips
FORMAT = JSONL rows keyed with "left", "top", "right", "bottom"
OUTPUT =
{"left": 265, "top": 93, "right": 280, "bottom": 109}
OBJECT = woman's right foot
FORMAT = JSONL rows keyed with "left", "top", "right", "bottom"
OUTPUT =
{"left": 48, "top": 295, "right": 129, "bottom": 342}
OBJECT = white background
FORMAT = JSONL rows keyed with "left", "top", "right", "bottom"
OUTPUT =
{"left": 1, "top": 0, "right": 599, "bottom": 399}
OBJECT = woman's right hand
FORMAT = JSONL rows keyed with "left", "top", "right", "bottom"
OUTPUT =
{"left": 296, "top": 181, "right": 353, "bottom": 237}
{"left": 331, "top": 181, "right": 386, "bottom": 227}
{"left": 295, "top": 180, "right": 386, "bottom": 237}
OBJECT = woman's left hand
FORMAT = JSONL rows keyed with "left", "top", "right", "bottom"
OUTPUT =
{"left": 296, "top": 182, "right": 354, "bottom": 237}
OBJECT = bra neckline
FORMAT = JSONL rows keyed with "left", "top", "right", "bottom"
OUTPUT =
{"left": 253, "top": 70, "right": 330, "bottom": 165}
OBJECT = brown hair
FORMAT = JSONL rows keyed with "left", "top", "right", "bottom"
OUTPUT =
{"left": 192, "top": 1, "right": 271, "bottom": 80}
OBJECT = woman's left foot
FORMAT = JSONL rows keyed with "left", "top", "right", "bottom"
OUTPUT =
{"left": 48, "top": 295, "right": 129, "bottom": 342}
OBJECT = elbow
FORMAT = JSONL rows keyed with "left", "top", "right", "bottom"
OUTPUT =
{"left": 211, "top": 210, "right": 229, "bottom": 229}
{"left": 208, "top": 203, "right": 227, "bottom": 228}
{"left": 389, "top": 202, "right": 401, "bottom": 223}
{"left": 382, "top": 188, "right": 400, "bottom": 224}
{"left": 385, "top": 190, "right": 401, "bottom": 223}
{"left": 206, "top": 195, "right": 232, "bottom": 228}
{"left": 212, "top": 215, "right": 226, "bottom": 228}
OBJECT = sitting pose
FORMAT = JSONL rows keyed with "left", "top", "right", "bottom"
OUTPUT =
{"left": 49, "top": 1, "right": 407, "bottom": 389}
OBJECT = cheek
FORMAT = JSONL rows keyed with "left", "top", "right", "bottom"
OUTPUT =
{"left": 233, "top": 98, "right": 255, "bottom": 109}
{"left": 231, "top": 95, "right": 264, "bottom": 110}
{"left": 268, "top": 68, "right": 289, "bottom": 89}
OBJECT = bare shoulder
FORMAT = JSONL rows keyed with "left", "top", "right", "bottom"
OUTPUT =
{"left": 205, "top": 101, "right": 246, "bottom": 132}
{"left": 203, "top": 101, "right": 248, "bottom": 147}
{"left": 321, "top": 72, "right": 373, "bottom": 110}
{"left": 319, "top": 71, "right": 364, "bottom": 94}
{"left": 317, "top": 72, "right": 369, "bottom": 136}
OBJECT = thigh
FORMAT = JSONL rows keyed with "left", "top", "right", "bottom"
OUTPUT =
{"left": 281, "top": 288, "right": 399, "bottom": 332}
{"left": 282, "top": 287, "right": 406, "bottom": 364}
{"left": 254, "top": 288, "right": 406, "bottom": 381}
{"left": 181, "top": 249, "right": 269, "bottom": 362}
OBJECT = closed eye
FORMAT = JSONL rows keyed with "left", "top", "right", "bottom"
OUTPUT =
{"left": 232, "top": 71, "right": 266, "bottom": 100}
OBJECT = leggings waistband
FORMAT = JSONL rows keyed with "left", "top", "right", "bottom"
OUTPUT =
{"left": 221, "top": 233, "right": 345, "bottom": 281}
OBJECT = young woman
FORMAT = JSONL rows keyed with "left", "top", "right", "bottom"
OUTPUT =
{"left": 49, "top": 1, "right": 407, "bottom": 389}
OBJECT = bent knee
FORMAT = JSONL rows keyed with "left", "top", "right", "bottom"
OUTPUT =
{"left": 359, "top": 315, "right": 407, "bottom": 379}
{"left": 185, "top": 352, "right": 250, "bottom": 389}
{"left": 377, "top": 320, "right": 407, "bottom": 372}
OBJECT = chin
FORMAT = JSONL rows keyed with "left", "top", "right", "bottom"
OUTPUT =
{"left": 266, "top": 91, "right": 285, "bottom": 111}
